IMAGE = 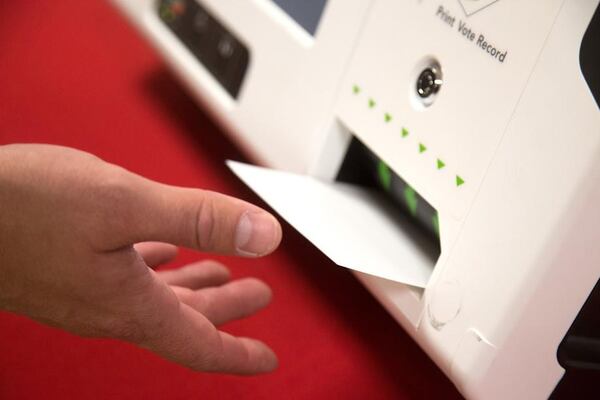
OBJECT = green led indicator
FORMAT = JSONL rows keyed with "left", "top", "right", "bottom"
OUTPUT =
{"left": 384, "top": 113, "right": 392, "bottom": 123}
{"left": 419, "top": 143, "right": 427, "bottom": 153}
{"left": 352, "top": 85, "right": 361, "bottom": 94}
{"left": 432, "top": 212, "right": 440, "bottom": 237}
{"left": 368, "top": 98, "right": 376, "bottom": 108}
{"left": 456, "top": 175, "right": 465, "bottom": 187}
{"left": 437, "top": 159, "right": 445, "bottom": 170}
{"left": 160, "top": 6, "right": 175, "bottom": 22}
{"left": 404, "top": 186, "right": 418, "bottom": 217}
{"left": 401, "top": 127, "right": 409, "bottom": 138}
{"left": 377, "top": 161, "right": 392, "bottom": 191}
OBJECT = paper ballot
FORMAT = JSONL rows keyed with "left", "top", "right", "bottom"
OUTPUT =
{"left": 227, "top": 161, "right": 436, "bottom": 288}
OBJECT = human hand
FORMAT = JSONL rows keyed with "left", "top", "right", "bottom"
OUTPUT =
{"left": 0, "top": 144, "right": 282, "bottom": 374}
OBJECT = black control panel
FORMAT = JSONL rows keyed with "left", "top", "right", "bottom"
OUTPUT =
{"left": 158, "top": 0, "right": 250, "bottom": 99}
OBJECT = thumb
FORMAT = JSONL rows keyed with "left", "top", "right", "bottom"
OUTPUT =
{"left": 98, "top": 168, "right": 282, "bottom": 256}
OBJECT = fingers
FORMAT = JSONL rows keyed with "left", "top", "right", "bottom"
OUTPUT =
{"left": 173, "top": 305, "right": 278, "bottom": 374}
{"left": 172, "top": 278, "right": 272, "bottom": 326}
{"left": 103, "top": 170, "right": 282, "bottom": 256}
{"left": 135, "top": 280, "right": 277, "bottom": 374}
{"left": 157, "top": 260, "right": 230, "bottom": 289}
{"left": 134, "top": 242, "right": 178, "bottom": 268}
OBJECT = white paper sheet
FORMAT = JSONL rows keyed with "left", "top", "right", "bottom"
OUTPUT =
{"left": 227, "top": 161, "right": 436, "bottom": 288}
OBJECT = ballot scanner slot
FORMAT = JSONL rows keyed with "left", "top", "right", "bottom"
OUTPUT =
{"left": 227, "top": 136, "right": 442, "bottom": 288}
{"left": 336, "top": 137, "right": 441, "bottom": 260}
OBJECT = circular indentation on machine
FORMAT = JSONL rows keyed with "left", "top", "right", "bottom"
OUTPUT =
{"left": 428, "top": 280, "right": 462, "bottom": 330}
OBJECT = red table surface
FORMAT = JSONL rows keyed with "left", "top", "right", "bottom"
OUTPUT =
{"left": 0, "top": 2, "right": 589, "bottom": 399}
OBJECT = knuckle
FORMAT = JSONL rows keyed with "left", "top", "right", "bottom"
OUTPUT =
{"left": 195, "top": 194, "right": 218, "bottom": 251}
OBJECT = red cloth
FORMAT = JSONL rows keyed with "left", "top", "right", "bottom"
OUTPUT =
{"left": 0, "top": 2, "right": 462, "bottom": 398}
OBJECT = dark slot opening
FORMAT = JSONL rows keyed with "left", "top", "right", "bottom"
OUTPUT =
{"left": 336, "top": 136, "right": 441, "bottom": 264}
{"left": 552, "top": 277, "right": 600, "bottom": 397}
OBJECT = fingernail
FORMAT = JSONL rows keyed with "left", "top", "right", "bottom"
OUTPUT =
{"left": 235, "top": 211, "right": 280, "bottom": 257}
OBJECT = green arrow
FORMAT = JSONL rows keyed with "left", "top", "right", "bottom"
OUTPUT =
{"left": 368, "top": 98, "right": 376, "bottom": 108}
{"left": 352, "top": 85, "right": 361, "bottom": 94}
{"left": 404, "top": 186, "right": 418, "bottom": 217}
{"left": 437, "top": 159, "right": 445, "bottom": 170}
{"left": 384, "top": 113, "right": 392, "bottom": 123}
{"left": 377, "top": 161, "right": 392, "bottom": 191}
{"left": 401, "top": 127, "right": 409, "bottom": 138}
{"left": 456, "top": 175, "right": 465, "bottom": 187}
{"left": 419, "top": 143, "right": 427, "bottom": 153}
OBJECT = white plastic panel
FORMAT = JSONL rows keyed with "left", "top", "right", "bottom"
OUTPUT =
{"left": 335, "top": 0, "right": 564, "bottom": 220}
{"left": 111, "top": 0, "right": 375, "bottom": 173}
